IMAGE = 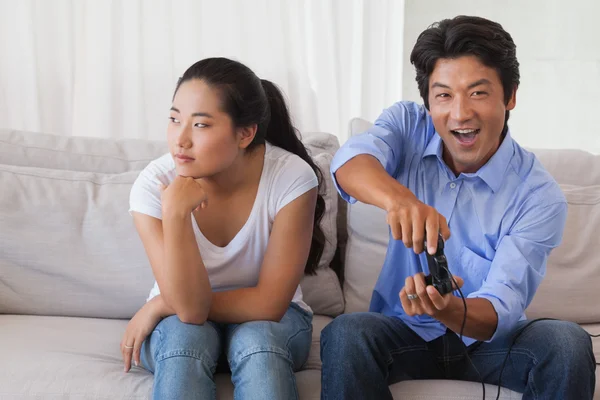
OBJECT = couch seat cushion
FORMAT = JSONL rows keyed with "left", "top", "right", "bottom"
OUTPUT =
{"left": 0, "top": 314, "right": 328, "bottom": 400}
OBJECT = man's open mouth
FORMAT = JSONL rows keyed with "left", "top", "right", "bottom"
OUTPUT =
{"left": 451, "top": 128, "right": 480, "bottom": 144}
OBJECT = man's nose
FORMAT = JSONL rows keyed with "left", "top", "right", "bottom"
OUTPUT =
{"left": 450, "top": 96, "right": 475, "bottom": 123}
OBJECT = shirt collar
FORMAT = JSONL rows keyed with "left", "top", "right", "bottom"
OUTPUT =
{"left": 422, "top": 130, "right": 515, "bottom": 193}
{"left": 475, "top": 131, "right": 514, "bottom": 192}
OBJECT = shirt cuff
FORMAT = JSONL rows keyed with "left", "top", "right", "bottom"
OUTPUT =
{"left": 468, "top": 284, "right": 520, "bottom": 342}
{"left": 129, "top": 205, "right": 162, "bottom": 220}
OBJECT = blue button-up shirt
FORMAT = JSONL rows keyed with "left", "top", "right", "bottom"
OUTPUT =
{"left": 332, "top": 101, "right": 567, "bottom": 345}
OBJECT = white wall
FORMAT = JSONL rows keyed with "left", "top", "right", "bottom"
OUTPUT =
{"left": 402, "top": 0, "right": 600, "bottom": 153}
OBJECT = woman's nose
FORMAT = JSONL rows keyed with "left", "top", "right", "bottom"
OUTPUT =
{"left": 176, "top": 125, "right": 192, "bottom": 149}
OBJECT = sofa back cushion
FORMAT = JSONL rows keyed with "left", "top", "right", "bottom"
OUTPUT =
{"left": 342, "top": 118, "right": 600, "bottom": 323}
{"left": 0, "top": 165, "right": 153, "bottom": 318}
{"left": 0, "top": 130, "right": 344, "bottom": 318}
{"left": 525, "top": 160, "right": 600, "bottom": 322}
{"left": 0, "top": 129, "right": 165, "bottom": 173}
{"left": 343, "top": 119, "right": 389, "bottom": 313}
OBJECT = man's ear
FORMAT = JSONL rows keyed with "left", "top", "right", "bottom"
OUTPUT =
{"left": 237, "top": 124, "right": 258, "bottom": 149}
{"left": 506, "top": 85, "right": 518, "bottom": 111}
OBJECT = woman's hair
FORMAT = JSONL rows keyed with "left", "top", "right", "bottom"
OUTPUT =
{"left": 410, "top": 15, "right": 520, "bottom": 134}
{"left": 174, "top": 57, "right": 325, "bottom": 275}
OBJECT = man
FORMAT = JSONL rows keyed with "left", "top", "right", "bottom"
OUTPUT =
{"left": 320, "top": 15, "right": 595, "bottom": 399}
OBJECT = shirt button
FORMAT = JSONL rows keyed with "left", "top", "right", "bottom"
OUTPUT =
{"left": 450, "top": 182, "right": 457, "bottom": 189}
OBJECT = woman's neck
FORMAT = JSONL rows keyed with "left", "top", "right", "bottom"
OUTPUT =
{"left": 202, "top": 144, "right": 266, "bottom": 197}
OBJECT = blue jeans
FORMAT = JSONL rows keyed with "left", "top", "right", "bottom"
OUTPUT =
{"left": 141, "top": 303, "right": 312, "bottom": 400}
{"left": 320, "top": 312, "right": 596, "bottom": 400}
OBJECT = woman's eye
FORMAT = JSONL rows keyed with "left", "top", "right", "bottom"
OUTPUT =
{"left": 169, "top": 117, "right": 180, "bottom": 123}
{"left": 194, "top": 123, "right": 207, "bottom": 128}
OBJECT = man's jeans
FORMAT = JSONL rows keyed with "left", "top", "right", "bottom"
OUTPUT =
{"left": 140, "top": 303, "right": 312, "bottom": 400}
{"left": 321, "top": 312, "right": 596, "bottom": 400}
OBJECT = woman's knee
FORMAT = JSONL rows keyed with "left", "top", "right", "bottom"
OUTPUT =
{"left": 227, "top": 320, "right": 307, "bottom": 371}
{"left": 155, "top": 315, "right": 221, "bottom": 364}
{"left": 228, "top": 321, "right": 288, "bottom": 359}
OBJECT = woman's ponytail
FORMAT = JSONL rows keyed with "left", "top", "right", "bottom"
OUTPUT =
{"left": 261, "top": 79, "right": 326, "bottom": 275}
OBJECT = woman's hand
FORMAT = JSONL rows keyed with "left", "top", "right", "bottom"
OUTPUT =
{"left": 120, "top": 299, "right": 163, "bottom": 372}
{"left": 160, "top": 176, "right": 208, "bottom": 216}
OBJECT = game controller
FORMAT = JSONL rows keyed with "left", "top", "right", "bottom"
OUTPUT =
{"left": 424, "top": 233, "right": 454, "bottom": 295}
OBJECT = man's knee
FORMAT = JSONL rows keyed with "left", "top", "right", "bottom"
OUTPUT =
{"left": 321, "top": 313, "right": 380, "bottom": 357}
{"left": 524, "top": 320, "right": 594, "bottom": 366}
{"left": 546, "top": 321, "right": 593, "bottom": 363}
{"left": 155, "top": 315, "right": 221, "bottom": 365}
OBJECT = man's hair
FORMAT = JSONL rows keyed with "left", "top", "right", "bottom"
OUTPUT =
{"left": 410, "top": 15, "right": 520, "bottom": 111}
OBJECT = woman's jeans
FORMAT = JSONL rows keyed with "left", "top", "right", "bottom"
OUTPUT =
{"left": 140, "top": 303, "right": 313, "bottom": 400}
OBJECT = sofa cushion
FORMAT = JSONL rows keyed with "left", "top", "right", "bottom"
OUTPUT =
{"left": 306, "top": 315, "right": 333, "bottom": 370}
{"left": 0, "top": 313, "right": 524, "bottom": 400}
{"left": 0, "top": 129, "right": 166, "bottom": 173}
{"left": 525, "top": 184, "right": 600, "bottom": 322}
{"left": 0, "top": 314, "right": 327, "bottom": 400}
{"left": 0, "top": 165, "right": 154, "bottom": 318}
{"left": 343, "top": 201, "right": 388, "bottom": 313}
{"left": 343, "top": 118, "right": 389, "bottom": 313}
{"left": 525, "top": 149, "right": 600, "bottom": 322}
{"left": 389, "top": 380, "right": 521, "bottom": 399}
{"left": 533, "top": 148, "right": 600, "bottom": 187}
{"left": 300, "top": 151, "right": 344, "bottom": 317}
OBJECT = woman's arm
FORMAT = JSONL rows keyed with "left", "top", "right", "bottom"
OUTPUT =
{"left": 208, "top": 188, "right": 317, "bottom": 323}
{"left": 133, "top": 211, "right": 210, "bottom": 324}
{"left": 162, "top": 209, "right": 211, "bottom": 323}
{"left": 133, "top": 180, "right": 211, "bottom": 325}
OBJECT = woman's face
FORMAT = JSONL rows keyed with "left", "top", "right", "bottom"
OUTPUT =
{"left": 167, "top": 79, "right": 241, "bottom": 178}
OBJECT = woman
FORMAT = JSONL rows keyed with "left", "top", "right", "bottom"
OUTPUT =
{"left": 121, "top": 57, "right": 325, "bottom": 400}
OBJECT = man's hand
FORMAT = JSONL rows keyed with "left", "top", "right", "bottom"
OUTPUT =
{"left": 386, "top": 195, "right": 451, "bottom": 255}
{"left": 399, "top": 272, "right": 464, "bottom": 317}
{"left": 159, "top": 176, "right": 208, "bottom": 216}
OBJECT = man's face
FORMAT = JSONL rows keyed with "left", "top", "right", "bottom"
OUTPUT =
{"left": 427, "top": 55, "right": 516, "bottom": 175}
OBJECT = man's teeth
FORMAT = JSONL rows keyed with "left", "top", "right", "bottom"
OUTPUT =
{"left": 454, "top": 129, "right": 477, "bottom": 134}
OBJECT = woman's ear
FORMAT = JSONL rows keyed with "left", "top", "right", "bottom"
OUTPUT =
{"left": 237, "top": 124, "right": 258, "bottom": 149}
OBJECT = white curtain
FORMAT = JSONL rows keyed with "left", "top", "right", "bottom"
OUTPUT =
{"left": 0, "top": 0, "right": 405, "bottom": 142}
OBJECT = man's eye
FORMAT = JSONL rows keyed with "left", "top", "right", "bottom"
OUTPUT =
{"left": 169, "top": 117, "right": 180, "bottom": 123}
{"left": 472, "top": 91, "right": 487, "bottom": 97}
{"left": 436, "top": 93, "right": 450, "bottom": 98}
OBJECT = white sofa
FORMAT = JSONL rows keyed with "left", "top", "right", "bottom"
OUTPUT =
{"left": 0, "top": 120, "right": 598, "bottom": 400}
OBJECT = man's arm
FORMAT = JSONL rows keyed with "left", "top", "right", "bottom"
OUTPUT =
{"left": 436, "top": 296, "right": 498, "bottom": 341}
{"left": 402, "top": 201, "right": 568, "bottom": 341}
{"left": 335, "top": 154, "right": 415, "bottom": 212}
{"left": 333, "top": 104, "right": 450, "bottom": 253}
{"left": 466, "top": 202, "right": 568, "bottom": 341}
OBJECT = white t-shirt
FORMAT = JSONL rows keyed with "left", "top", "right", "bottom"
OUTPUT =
{"left": 129, "top": 142, "right": 318, "bottom": 312}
